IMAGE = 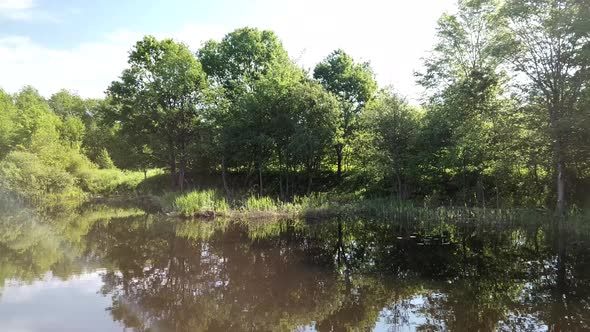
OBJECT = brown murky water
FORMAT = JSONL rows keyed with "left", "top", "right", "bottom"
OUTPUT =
{"left": 0, "top": 205, "right": 589, "bottom": 331}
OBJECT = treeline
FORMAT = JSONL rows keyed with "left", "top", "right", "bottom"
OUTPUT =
{"left": 1, "top": 0, "right": 589, "bottom": 214}
{"left": 0, "top": 86, "right": 159, "bottom": 210}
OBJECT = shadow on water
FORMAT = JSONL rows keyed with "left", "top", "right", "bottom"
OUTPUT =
{"left": 0, "top": 203, "right": 589, "bottom": 331}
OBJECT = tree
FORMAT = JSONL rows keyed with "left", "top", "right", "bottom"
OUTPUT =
{"left": 48, "top": 89, "right": 91, "bottom": 124}
{"left": 418, "top": 0, "right": 502, "bottom": 94}
{"left": 0, "top": 89, "right": 17, "bottom": 159}
{"left": 362, "top": 89, "right": 422, "bottom": 199}
{"left": 287, "top": 80, "right": 340, "bottom": 194}
{"left": 198, "top": 27, "right": 290, "bottom": 99}
{"left": 496, "top": 0, "right": 590, "bottom": 214}
{"left": 198, "top": 27, "right": 295, "bottom": 195}
{"left": 314, "top": 50, "right": 377, "bottom": 178}
{"left": 107, "top": 36, "right": 210, "bottom": 190}
{"left": 417, "top": 0, "right": 519, "bottom": 206}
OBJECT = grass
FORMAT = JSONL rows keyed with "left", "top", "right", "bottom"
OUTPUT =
{"left": 163, "top": 189, "right": 562, "bottom": 224}
{"left": 173, "top": 189, "right": 230, "bottom": 217}
{"left": 77, "top": 168, "right": 166, "bottom": 195}
{"left": 165, "top": 190, "right": 329, "bottom": 218}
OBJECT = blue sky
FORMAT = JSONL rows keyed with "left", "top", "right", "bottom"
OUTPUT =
{"left": 0, "top": 0, "right": 457, "bottom": 102}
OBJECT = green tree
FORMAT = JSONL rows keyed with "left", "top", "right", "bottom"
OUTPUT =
{"left": 496, "top": 0, "right": 590, "bottom": 214}
{"left": 12, "top": 86, "right": 62, "bottom": 152}
{"left": 198, "top": 27, "right": 290, "bottom": 99}
{"left": 0, "top": 89, "right": 17, "bottom": 158}
{"left": 361, "top": 89, "right": 422, "bottom": 199}
{"left": 417, "top": 0, "right": 518, "bottom": 206}
{"left": 287, "top": 81, "right": 340, "bottom": 194}
{"left": 198, "top": 27, "right": 295, "bottom": 195}
{"left": 314, "top": 49, "right": 377, "bottom": 178}
{"left": 107, "top": 36, "right": 210, "bottom": 190}
{"left": 48, "top": 89, "right": 91, "bottom": 124}
{"left": 60, "top": 116, "right": 86, "bottom": 149}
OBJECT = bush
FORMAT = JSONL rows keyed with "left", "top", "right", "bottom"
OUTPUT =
{"left": 95, "top": 148, "right": 116, "bottom": 169}
{"left": 0, "top": 151, "right": 80, "bottom": 208}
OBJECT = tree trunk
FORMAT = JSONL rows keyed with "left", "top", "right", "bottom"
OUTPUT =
{"left": 178, "top": 139, "right": 187, "bottom": 192}
{"left": 258, "top": 162, "right": 263, "bottom": 197}
{"left": 179, "top": 158, "right": 186, "bottom": 192}
{"left": 307, "top": 162, "right": 314, "bottom": 195}
{"left": 555, "top": 153, "right": 566, "bottom": 216}
{"left": 221, "top": 156, "right": 231, "bottom": 198}
{"left": 550, "top": 106, "right": 566, "bottom": 217}
{"left": 279, "top": 176, "right": 284, "bottom": 202}
{"left": 170, "top": 157, "right": 177, "bottom": 189}
{"left": 335, "top": 144, "right": 343, "bottom": 179}
{"left": 395, "top": 171, "right": 402, "bottom": 201}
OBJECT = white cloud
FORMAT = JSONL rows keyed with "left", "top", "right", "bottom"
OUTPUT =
{"left": 0, "top": 0, "right": 59, "bottom": 22}
{"left": 0, "top": 0, "right": 34, "bottom": 10}
{"left": 0, "top": 33, "right": 132, "bottom": 97}
{"left": 0, "top": 0, "right": 457, "bottom": 103}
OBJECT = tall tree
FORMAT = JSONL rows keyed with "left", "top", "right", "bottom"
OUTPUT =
{"left": 496, "top": 0, "right": 590, "bottom": 214}
{"left": 197, "top": 27, "right": 298, "bottom": 195}
{"left": 418, "top": 0, "right": 512, "bottom": 205}
{"left": 287, "top": 80, "right": 340, "bottom": 194}
{"left": 48, "top": 89, "right": 91, "bottom": 124}
{"left": 314, "top": 50, "right": 377, "bottom": 178}
{"left": 0, "top": 89, "right": 17, "bottom": 159}
{"left": 107, "top": 36, "right": 209, "bottom": 190}
{"left": 362, "top": 89, "right": 422, "bottom": 199}
{"left": 198, "top": 27, "right": 290, "bottom": 99}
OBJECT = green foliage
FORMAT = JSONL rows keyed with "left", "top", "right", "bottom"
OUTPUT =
{"left": 199, "top": 27, "right": 291, "bottom": 99}
{"left": 356, "top": 88, "right": 422, "bottom": 198}
{"left": 48, "top": 89, "right": 91, "bottom": 122}
{"left": 494, "top": 0, "right": 590, "bottom": 213}
{"left": 2, "top": 19, "right": 588, "bottom": 213}
{"left": 95, "top": 148, "right": 116, "bottom": 169}
{"left": 108, "top": 35, "right": 210, "bottom": 190}
{"left": 59, "top": 116, "right": 86, "bottom": 149}
{"left": 314, "top": 49, "right": 378, "bottom": 176}
{"left": 0, "top": 89, "right": 17, "bottom": 159}
{"left": 242, "top": 195, "right": 278, "bottom": 212}
{"left": 174, "top": 190, "right": 229, "bottom": 216}
{"left": 0, "top": 151, "right": 80, "bottom": 209}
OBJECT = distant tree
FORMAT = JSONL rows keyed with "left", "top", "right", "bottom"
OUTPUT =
{"left": 287, "top": 80, "right": 340, "bottom": 194}
{"left": 59, "top": 116, "right": 85, "bottom": 149}
{"left": 198, "top": 27, "right": 298, "bottom": 195}
{"left": 417, "top": 0, "right": 521, "bottom": 206}
{"left": 362, "top": 89, "right": 422, "bottom": 199}
{"left": 13, "top": 86, "right": 63, "bottom": 155}
{"left": 496, "top": 0, "right": 590, "bottom": 214}
{"left": 48, "top": 89, "right": 91, "bottom": 124}
{"left": 198, "top": 27, "right": 290, "bottom": 99}
{"left": 0, "top": 89, "right": 17, "bottom": 159}
{"left": 314, "top": 49, "right": 377, "bottom": 178}
{"left": 107, "top": 36, "right": 210, "bottom": 190}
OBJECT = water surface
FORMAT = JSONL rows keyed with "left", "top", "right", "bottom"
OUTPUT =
{"left": 0, "top": 205, "right": 589, "bottom": 331}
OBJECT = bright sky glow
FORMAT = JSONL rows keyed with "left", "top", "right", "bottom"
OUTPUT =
{"left": 0, "top": 0, "right": 457, "bottom": 103}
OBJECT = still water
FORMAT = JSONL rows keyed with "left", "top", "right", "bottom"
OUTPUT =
{"left": 0, "top": 205, "right": 589, "bottom": 331}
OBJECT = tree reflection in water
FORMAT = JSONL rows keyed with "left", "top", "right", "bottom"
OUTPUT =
{"left": 0, "top": 206, "right": 589, "bottom": 331}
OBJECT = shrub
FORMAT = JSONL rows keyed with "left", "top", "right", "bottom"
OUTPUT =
{"left": 0, "top": 151, "right": 79, "bottom": 208}
{"left": 95, "top": 148, "right": 116, "bottom": 169}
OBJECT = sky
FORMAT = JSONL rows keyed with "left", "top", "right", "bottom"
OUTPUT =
{"left": 0, "top": 0, "right": 457, "bottom": 103}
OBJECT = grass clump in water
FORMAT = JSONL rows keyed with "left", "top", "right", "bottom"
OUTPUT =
{"left": 174, "top": 190, "right": 229, "bottom": 217}
{"left": 241, "top": 196, "right": 279, "bottom": 213}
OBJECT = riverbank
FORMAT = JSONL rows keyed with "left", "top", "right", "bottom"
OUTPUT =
{"left": 120, "top": 189, "right": 574, "bottom": 223}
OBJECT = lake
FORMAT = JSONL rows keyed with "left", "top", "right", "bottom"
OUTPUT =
{"left": 0, "top": 204, "right": 589, "bottom": 331}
